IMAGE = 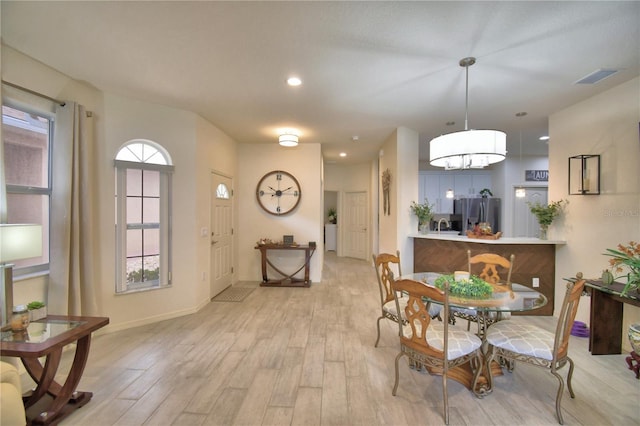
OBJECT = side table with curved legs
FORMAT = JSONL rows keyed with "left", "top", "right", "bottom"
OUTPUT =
{"left": 255, "top": 244, "right": 315, "bottom": 287}
{"left": 1, "top": 315, "right": 109, "bottom": 425}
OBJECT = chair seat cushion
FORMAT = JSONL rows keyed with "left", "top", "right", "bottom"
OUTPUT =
{"left": 384, "top": 298, "right": 441, "bottom": 319}
{"left": 402, "top": 323, "right": 481, "bottom": 359}
{"left": 486, "top": 321, "right": 555, "bottom": 360}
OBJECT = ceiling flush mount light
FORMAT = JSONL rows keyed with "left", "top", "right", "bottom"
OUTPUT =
{"left": 278, "top": 131, "right": 299, "bottom": 147}
{"left": 429, "top": 57, "right": 506, "bottom": 170}
{"left": 286, "top": 76, "right": 302, "bottom": 86}
{"left": 339, "top": 152, "right": 347, "bottom": 157}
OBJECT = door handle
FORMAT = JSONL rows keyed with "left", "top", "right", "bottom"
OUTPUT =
{"left": 211, "top": 240, "right": 218, "bottom": 245}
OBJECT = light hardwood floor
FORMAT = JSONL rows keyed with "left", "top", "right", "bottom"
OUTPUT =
{"left": 38, "top": 252, "right": 639, "bottom": 425}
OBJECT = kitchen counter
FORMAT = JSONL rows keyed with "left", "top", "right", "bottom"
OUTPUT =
{"left": 410, "top": 233, "right": 566, "bottom": 245}
{"left": 411, "top": 233, "right": 564, "bottom": 315}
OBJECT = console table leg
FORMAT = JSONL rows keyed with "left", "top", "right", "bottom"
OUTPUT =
{"left": 626, "top": 351, "right": 640, "bottom": 379}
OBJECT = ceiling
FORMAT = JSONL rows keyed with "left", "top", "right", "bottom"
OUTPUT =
{"left": 2, "top": 1, "right": 639, "bottom": 166}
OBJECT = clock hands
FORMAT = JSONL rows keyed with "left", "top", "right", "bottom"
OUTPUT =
{"left": 266, "top": 186, "right": 294, "bottom": 197}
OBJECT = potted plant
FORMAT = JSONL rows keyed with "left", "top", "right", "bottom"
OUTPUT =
{"left": 527, "top": 199, "right": 567, "bottom": 239}
{"left": 327, "top": 207, "right": 337, "bottom": 224}
{"left": 479, "top": 188, "right": 493, "bottom": 198}
{"left": 601, "top": 241, "right": 640, "bottom": 297}
{"left": 410, "top": 199, "right": 434, "bottom": 233}
{"left": 27, "top": 301, "right": 47, "bottom": 321}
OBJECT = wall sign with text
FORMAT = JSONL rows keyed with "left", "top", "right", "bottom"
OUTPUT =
{"left": 525, "top": 170, "right": 549, "bottom": 182}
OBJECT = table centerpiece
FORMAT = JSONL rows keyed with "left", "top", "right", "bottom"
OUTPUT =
{"left": 434, "top": 274, "right": 493, "bottom": 299}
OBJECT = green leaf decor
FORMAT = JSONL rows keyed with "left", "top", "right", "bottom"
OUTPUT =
{"left": 434, "top": 274, "right": 493, "bottom": 299}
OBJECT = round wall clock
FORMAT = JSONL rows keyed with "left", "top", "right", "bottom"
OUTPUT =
{"left": 256, "top": 170, "right": 302, "bottom": 215}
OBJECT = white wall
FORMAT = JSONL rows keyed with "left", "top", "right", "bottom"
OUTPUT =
{"left": 550, "top": 76, "right": 640, "bottom": 351}
{"left": 236, "top": 143, "right": 323, "bottom": 283}
{"left": 2, "top": 46, "right": 239, "bottom": 332}
{"left": 378, "top": 127, "right": 419, "bottom": 274}
{"left": 378, "top": 130, "right": 399, "bottom": 257}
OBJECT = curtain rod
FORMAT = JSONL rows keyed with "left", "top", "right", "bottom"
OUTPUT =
{"left": 1, "top": 79, "right": 66, "bottom": 107}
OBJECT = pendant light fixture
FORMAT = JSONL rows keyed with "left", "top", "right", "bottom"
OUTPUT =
{"left": 515, "top": 112, "right": 526, "bottom": 198}
{"left": 430, "top": 57, "right": 506, "bottom": 170}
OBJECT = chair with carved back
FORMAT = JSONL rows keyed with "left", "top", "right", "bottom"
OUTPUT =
{"left": 373, "top": 251, "right": 442, "bottom": 347}
{"left": 485, "top": 273, "right": 586, "bottom": 424}
{"left": 451, "top": 250, "right": 515, "bottom": 332}
{"left": 390, "top": 277, "right": 483, "bottom": 425}
{"left": 372, "top": 251, "right": 404, "bottom": 347}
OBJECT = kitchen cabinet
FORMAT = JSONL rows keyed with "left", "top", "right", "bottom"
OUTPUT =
{"left": 419, "top": 171, "right": 492, "bottom": 213}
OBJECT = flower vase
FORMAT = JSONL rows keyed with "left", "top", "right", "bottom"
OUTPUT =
{"left": 539, "top": 225, "right": 548, "bottom": 240}
{"left": 419, "top": 222, "right": 429, "bottom": 234}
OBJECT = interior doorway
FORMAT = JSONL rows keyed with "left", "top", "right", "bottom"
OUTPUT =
{"left": 324, "top": 190, "right": 338, "bottom": 252}
{"left": 210, "top": 172, "right": 233, "bottom": 298}
{"left": 512, "top": 186, "right": 548, "bottom": 238}
{"left": 343, "top": 191, "right": 368, "bottom": 260}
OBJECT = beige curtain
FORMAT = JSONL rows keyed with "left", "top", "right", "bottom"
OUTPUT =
{"left": 48, "top": 102, "right": 98, "bottom": 316}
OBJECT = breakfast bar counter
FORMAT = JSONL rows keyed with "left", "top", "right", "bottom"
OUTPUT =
{"left": 410, "top": 233, "right": 566, "bottom": 316}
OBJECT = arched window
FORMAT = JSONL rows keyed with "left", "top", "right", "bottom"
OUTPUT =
{"left": 216, "top": 183, "right": 230, "bottom": 199}
{"left": 114, "top": 140, "right": 173, "bottom": 293}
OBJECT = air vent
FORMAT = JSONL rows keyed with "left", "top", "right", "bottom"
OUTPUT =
{"left": 574, "top": 69, "right": 619, "bottom": 85}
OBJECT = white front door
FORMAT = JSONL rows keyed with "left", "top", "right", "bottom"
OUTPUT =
{"left": 210, "top": 172, "right": 233, "bottom": 298}
{"left": 513, "top": 187, "right": 548, "bottom": 238}
{"left": 343, "top": 191, "right": 368, "bottom": 260}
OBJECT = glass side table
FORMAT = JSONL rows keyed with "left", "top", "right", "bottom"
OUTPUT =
{"left": 1, "top": 315, "right": 109, "bottom": 425}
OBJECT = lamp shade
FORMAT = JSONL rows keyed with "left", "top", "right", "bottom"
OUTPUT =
{"left": 279, "top": 133, "right": 299, "bottom": 147}
{"left": 0, "top": 224, "right": 43, "bottom": 263}
{"left": 429, "top": 129, "right": 507, "bottom": 170}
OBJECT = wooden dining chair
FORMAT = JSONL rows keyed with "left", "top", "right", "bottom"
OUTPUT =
{"left": 373, "top": 251, "right": 442, "bottom": 347}
{"left": 372, "top": 251, "right": 404, "bottom": 347}
{"left": 390, "top": 277, "right": 483, "bottom": 425}
{"left": 485, "top": 273, "right": 586, "bottom": 425}
{"left": 451, "top": 250, "right": 515, "bottom": 332}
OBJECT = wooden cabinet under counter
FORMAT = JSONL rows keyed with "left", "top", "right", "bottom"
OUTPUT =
{"left": 410, "top": 234, "right": 566, "bottom": 316}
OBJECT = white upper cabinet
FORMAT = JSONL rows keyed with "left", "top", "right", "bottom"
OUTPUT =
{"left": 419, "top": 171, "right": 492, "bottom": 213}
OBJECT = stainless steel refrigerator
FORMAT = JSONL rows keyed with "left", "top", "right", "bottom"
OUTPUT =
{"left": 454, "top": 198, "right": 501, "bottom": 233}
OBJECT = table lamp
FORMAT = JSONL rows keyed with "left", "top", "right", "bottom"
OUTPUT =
{"left": 0, "top": 224, "right": 43, "bottom": 328}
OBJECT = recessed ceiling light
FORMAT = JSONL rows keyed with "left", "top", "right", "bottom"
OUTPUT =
{"left": 352, "top": 136, "right": 359, "bottom": 141}
{"left": 539, "top": 136, "right": 549, "bottom": 141}
{"left": 339, "top": 152, "right": 347, "bottom": 157}
{"left": 286, "top": 77, "right": 302, "bottom": 86}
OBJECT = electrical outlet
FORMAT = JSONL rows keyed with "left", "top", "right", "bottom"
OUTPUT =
{"left": 200, "top": 227, "right": 208, "bottom": 237}
{"left": 532, "top": 277, "right": 540, "bottom": 287}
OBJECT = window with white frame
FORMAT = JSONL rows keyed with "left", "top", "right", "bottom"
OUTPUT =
{"left": 1, "top": 104, "right": 52, "bottom": 275}
{"left": 114, "top": 140, "right": 173, "bottom": 293}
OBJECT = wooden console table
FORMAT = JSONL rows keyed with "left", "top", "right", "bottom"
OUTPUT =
{"left": 585, "top": 280, "right": 640, "bottom": 355}
{"left": 255, "top": 244, "right": 315, "bottom": 287}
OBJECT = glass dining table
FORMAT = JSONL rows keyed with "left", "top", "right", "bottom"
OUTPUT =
{"left": 398, "top": 272, "right": 548, "bottom": 397}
